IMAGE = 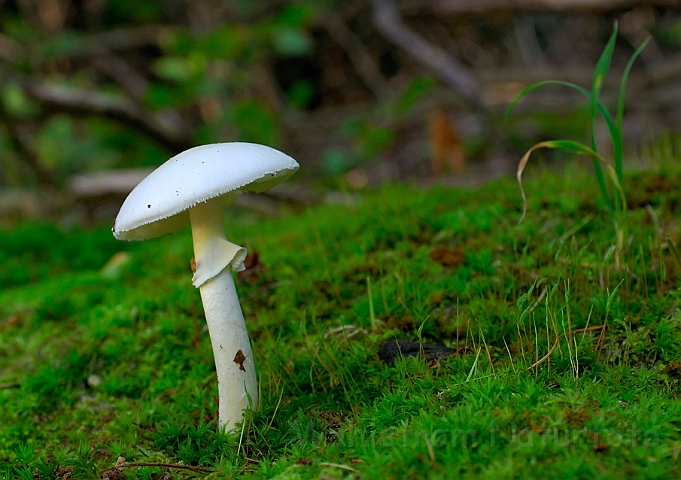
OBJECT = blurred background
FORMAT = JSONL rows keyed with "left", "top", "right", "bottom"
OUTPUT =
{"left": 0, "top": 0, "right": 680, "bottom": 225}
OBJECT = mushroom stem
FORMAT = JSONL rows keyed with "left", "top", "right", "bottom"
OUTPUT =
{"left": 189, "top": 201, "right": 258, "bottom": 431}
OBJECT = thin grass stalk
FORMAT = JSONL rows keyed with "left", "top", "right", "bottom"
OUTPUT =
{"left": 616, "top": 37, "right": 651, "bottom": 180}
{"left": 503, "top": 337, "right": 517, "bottom": 374}
{"left": 589, "top": 25, "right": 618, "bottom": 212}
{"left": 528, "top": 325, "right": 606, "bottom": 370}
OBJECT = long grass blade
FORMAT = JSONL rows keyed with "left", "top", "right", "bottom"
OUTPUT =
{"left": 516, "top": 140, "right": 625, "bottom": 224}
{"left": 592, "top": 158, "right": 612, "bottom": 213}
{"left": 466, "top": 347, "right": 482, "bottom": 382}
{"left": 615, "top": 36, "right": 651, "bottom": 180}
{"left": 506, "top": 79, "right": 618, "bottom": 215}
{"left": 589, "top": 25, "right": 619, "bottom": 212}
{"left": 590, "top": 23, "right": 618, "bottom": 137}
{"left": 506, "top": 80, "right": 616, "bottom": 134}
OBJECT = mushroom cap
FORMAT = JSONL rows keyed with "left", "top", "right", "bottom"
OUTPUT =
{"left": 113, "top": 142, "right": 299, "bottom": 241}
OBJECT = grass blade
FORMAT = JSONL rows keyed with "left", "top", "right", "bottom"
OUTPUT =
{"left": 516, "top": 140, "right": 625, "bottom": 224}
{"left": 589, "top": 24, "right": 618, "bottom": 211}
{"left": 506, "top": 80, "right": 615, "bottom": 132}
{"left": 590, "top": 24, "right": 618, "bottom": 135}
{"left": 506, "top": 80, "right": 618, "bottom": 215}
{"left": 615, "top": 36, "right": 651, "bottom": 180}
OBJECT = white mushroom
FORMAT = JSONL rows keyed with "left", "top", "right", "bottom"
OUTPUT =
{"left": 112, "top": 142, "right": 299, "bottom": 430}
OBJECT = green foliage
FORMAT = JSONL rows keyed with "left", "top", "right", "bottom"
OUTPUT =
{"left": 320, "top": 147, "right": 351, "bottom": 176}
{"left": 0, "top": 1, "right": 334, "bottom": 187}
{"left": 507, "top": 24, "right": 650, "bottom": 268}
{"left": 392, "top": 76, "right": 437, "bottom": 116}
{"left": 231, "top": 99, "right": 280, "bottom": 146}
{"left": 1, "top": 83, "right": 38, "bottom": 119}
{"left": 154, "top": 416, "right": 229, "bottom": 466}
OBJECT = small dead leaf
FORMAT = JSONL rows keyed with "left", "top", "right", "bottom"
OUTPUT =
{"left": 666, "top": 360, "right": 681, "bottom": 379}
{"left": 429, "top": 109, "right": 466, "bottom": 176}
{"left": 565, "top": 407, "right": 591, "bottom": 427}
{"left": 0, "top": 314, "right": 22, "bottom": 331}
{"left": 55, "top": 467, "right": 75, "bottom": 479}
{"left": 33, "top": 413, "right": 47, "bottom": 424}
{"left": 318, "top": 410, "right": 344, "bottom": 430}
{"left": 385, "top": 315, "right": 414, "bottom": 331}
{"left": 190, "top": 258, "right": 197, "bottom": 273}
{"left": 589, "top": 433, "right": 611, "bottom": 453}
{"left": 530, "top": 423, "right": 545, "bottom": 434}
{"left": 237, "top": 252, "right": 266, "bottom": 285}
{"left": 429, "top": 246, "right": 466, "bottom": 268}
{"left": 100, "top": 467, "right": 128, "bottom": 480}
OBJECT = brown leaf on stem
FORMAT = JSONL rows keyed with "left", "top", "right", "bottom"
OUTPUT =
{"left": 237, "top": 252, "right": 266, "bottom": 285}
{"left": 233, "top": 349, "right": 247, "bottom": 371}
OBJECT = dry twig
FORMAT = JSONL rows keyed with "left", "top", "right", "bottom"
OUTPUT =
{"left": 372, "top": 0, "right": 482, "bottom": 106}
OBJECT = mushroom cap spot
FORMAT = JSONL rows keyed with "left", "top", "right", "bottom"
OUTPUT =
{"left": 112, "top": 142, "right": 299, "bottom": 241}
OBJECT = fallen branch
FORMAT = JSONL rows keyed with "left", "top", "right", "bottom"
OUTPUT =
{"left": 0, "top": 33, "right": 21, "bottom": 62}
{"left": 19, "top": 78, "right": 193, "bottom": 153}
{"left": 0, "top": 118, "right": 54, "bottom": 186}
{"left": 91, "top": 53, "right": 149, "bottom": 100}
{"left": 433, "top": 0, "right": 678, "bottom": 14}
{"left": 85, "top": 25, "right": 169, "bottom": 55}
{"left": 372, "top": 0, "right": 483, "bottom": 106}
{"left": 321, "top": 10, "right": 393, "bottom": 101}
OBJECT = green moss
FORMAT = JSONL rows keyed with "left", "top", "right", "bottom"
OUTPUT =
{"left": 2, "top": 166, "right": 681, "bottom": 477}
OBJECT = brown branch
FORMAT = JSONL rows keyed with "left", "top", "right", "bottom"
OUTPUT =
{"left": 372, "top": 0, "right": 483, "bottom": 106}
{"left": 120, "top": 462, "right": 213, "bottom": 473}
{"left": 0, "top": 25, "right": 169, "bottom": 65}
{"left": 432, "top": 0, "right": 678, "bottom": 14}
{"left": 88, "top": 25, "right": 169, "bottom": 53}
{"left": 0, "top": 25, "right": 188, "bottom": 154}
{"left": 19, "top": 78, "right": 193, "bottom": 152}
{"left": 321, "top": 10, "right": 393, "bottom": 101}
{"left": 250, "top": 60, "right": 287, "bottom": 112}
{"left": 91, "top": 53, "right": 149, "bottom": 100}
{"left": 0, "top": 33, "right": 22, "bottom": 63}
{"left": 0, "top": 118, "right": 54, "bottom": 186}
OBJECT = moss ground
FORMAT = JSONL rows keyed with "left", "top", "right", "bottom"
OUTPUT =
{"left": 2, "top": 163, "right": 681, "bottom": 479}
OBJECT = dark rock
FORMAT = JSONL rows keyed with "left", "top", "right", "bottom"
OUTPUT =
{"left": 377, "top": 339, "right": 457, "bottom": 364}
